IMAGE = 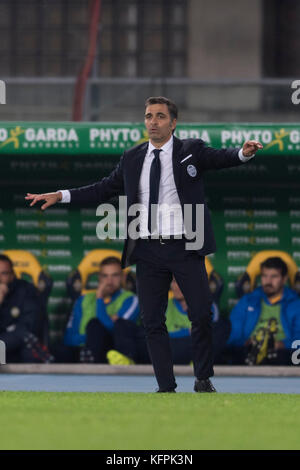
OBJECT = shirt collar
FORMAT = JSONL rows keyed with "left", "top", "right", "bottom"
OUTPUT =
{"left": 147, "top": 135, "right": 173, "bottom": 157}
{"left": 261, "top": 288, "right": 283, "bottom": 305}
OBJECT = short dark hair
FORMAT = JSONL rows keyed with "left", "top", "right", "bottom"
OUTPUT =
{"left": 99, "top": 256, "right": 122, "bottom": 270}
{"left": 0, "top": 254, "right": 13, "bottom": 270}
{"left": 260, "top": 257, "right": 288, "bottom": 277}
{"left": 145, "top": 96, "right": 178, "bottom": 121}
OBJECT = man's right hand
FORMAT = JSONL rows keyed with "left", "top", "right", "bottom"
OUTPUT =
{"left": 96, "top": 281, "right": 111, "bottom": 299}
{"left": 25, "top": 192, "right": 62, "bottom": 210}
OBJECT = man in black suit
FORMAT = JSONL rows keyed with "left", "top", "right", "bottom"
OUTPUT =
{"left": 26, "top": 96, "right": 263, "bottom": 392}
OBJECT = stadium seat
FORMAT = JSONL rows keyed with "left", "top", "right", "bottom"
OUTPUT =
{"left": 235, "top": 250, "right": 300, "bottom": 298}
{"left": 66, "top": 249, "right": 133, "bottom": 301}
{"left": 205, "top": 257, "right": 224, "bottom": 304}
{"left": 2, "top": 249, "right": 53, "bottom": 345}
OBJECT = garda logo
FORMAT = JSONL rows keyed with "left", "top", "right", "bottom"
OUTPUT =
{"left": 10, "top": 307, "right": 20, "bottom": 318}
{"left": 0, "top": 126, "right": 79, "bottom": 150}
{"left": 187, "top": 164, "right": 197, "bottom": 177}
{"left": 264, "top": 128, "right": 290, "bottom": 152}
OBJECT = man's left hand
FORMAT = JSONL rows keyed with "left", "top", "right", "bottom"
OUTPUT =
{"left": 242, "top": 140, "right": 263, "bottom": 157}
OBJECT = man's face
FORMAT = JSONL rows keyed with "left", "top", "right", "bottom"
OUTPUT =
{"left": 98, "top": 263, "right": 122, "bottom": 295}
{"left": 0, "top": 261, "right": 14, "bottom": 286}
{"left": 171, "top": 279, "right": 184, "bottom": 300}
{"left": 144, "top": 103, "right": 177, "bottom": 145}
{"left": 260, "top": 267, "right": 287, "bottom": 297}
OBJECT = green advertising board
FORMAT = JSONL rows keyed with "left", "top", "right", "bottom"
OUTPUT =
{"left": 0, "top": 122, "right": 300, "bottom": 156}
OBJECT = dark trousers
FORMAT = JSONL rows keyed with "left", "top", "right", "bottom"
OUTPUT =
{"left": 133, "top": 238, "right": 214, "bottom": 391}
{"left": 170, "top": 336, "right": 192, "bottom": 364}
{"left": 52, "top": 318, "right": 150, "bottom": 364}
{"left": 168, "top": 317, "right": 232, "bottom": 365}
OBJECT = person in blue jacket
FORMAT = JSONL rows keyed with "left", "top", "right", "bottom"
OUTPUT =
{"left": 227, "top": 257, "right": 300, "bottom": 365}
{"left": 53, "top": 256, "right": 142, "bottom": 363}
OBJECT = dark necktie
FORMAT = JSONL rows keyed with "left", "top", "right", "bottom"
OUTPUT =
{"left": 148, "top": 148, "right": 162, "bottom": 234}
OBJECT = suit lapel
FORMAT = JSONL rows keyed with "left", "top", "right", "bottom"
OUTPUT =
{"left": 129, "top": 142, "right": 148, "bottom": 203}
{"left": 172, "top": 136, "right": 184, "bottom": 192}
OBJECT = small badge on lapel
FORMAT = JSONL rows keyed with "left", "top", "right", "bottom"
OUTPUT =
{"left": 10, "top": 306, "right": 20, "bottom": 318}
{"left": 187, "top": 164, "right": 197, "bottom": 177}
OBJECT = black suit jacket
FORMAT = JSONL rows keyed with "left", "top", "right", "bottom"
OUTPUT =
{"left": 70, "top": 136, "right": 246, "bottom": 267}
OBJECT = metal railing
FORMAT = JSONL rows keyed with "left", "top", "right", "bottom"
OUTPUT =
{"left": 1, "top": 77, "right": 299, "bottom": 122}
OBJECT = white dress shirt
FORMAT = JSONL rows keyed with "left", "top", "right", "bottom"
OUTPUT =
{"left": 137, "top": 136, "right": 184, "bottom": 236}
{"left": 59, "top": 138, "right": 254, "bottom": 236}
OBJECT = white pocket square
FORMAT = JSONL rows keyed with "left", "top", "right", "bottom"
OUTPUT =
{"left": 180, "top": 154, "right": 193, "bottom": 163}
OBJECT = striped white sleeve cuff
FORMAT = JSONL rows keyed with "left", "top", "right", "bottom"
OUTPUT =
{"left": 238, "top": 148, "right": 255, "bottom": 162}
{"left": 122, "top": 296, "right": 139, "bottom": 320}
{"left": 58, "top": 190, "right": 71, "bottom": 203}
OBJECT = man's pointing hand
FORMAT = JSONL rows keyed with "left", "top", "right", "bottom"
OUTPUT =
{"left": 242, "top": 140, "right": 263, "bottom": 157}
{"left": 25, "top": 191, "right": 62, "bottom": 210}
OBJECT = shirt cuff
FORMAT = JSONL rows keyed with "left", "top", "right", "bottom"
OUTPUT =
{"left": 58, "top": 190, "right": 71, "bottom": 203}
{"left": 238, "top": 148, "right": 255, "bottom": 162}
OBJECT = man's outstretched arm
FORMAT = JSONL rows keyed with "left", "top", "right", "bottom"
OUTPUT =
{"left": 25, "top": 153, "right": 125, "bottom": 210}
{"left": 197, "top": 139, "right": 263, "bottom": 171}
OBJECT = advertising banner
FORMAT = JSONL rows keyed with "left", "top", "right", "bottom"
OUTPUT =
{"left": 0, "top": 122, "right": 300, "bottom": 156}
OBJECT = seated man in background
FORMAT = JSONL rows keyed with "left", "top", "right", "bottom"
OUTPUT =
{"left": 54, "top": 256, "right": 145, "bottom": 364}
{"left": 227, "top": 257, "right": 300, "bottom": 365}
{"left": 166, "top": 278, "right": 228, "bottom": 364}
{"left": 0, "top": 254, "right": 53, "bottom": 363}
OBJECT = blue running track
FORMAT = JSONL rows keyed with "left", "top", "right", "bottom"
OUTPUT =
{"left": 0, "top": 374, "right": 299, "bottom": 393}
